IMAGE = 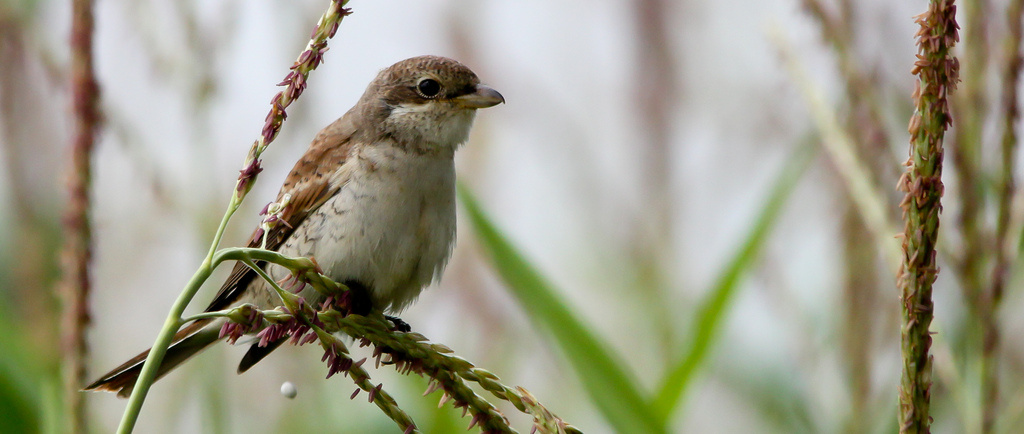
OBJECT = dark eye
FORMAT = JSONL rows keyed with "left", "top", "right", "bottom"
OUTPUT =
{"left": 416, "top": 78, "right": 441, "bottom": 98}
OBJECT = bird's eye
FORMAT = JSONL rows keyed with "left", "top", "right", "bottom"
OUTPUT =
{"left": 416, "top": 78, "right": 441, "bottom": 98}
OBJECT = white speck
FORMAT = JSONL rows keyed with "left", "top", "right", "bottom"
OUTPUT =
{"left": 280, "top": 381, "right": 297, "bottom": 399}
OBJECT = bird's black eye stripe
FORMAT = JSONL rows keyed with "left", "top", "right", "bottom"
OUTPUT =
{"left": 416, "top": 78, "right": 441, "bottom": 98}
{"left": 456, "top": 84, "right": 477, "bottom": 97}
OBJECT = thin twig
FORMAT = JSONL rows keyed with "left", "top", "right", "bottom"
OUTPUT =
{"left": 948, "top": 0, "right": 989, "bottom": 306}
{"left": 801, "top": 0, "right": 902, "bottom": 182}
{"left": 315, "top": 332, "right": 420, "bottom": 433}
{"left": 992, "top": 0, "right": 1024, "bottom": 313}
{"left": 773, "top": 28, "right": 903, "bottom": 273}
{"left": 799, "top": 4, "right": 894, "bottom": 428}
{"left": 631, "top": 0, "right": 679, "bottom": 357}
{"left": 61, "top": 0, "right": 100, "bottom": 430}
{"left": 982, "top": 0, "right": 1024, "bottom": 429}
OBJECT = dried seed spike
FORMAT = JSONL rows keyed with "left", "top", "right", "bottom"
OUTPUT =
{"left": 369, "top": 383, "right": 383, "bottom": 403}
{"left": 467, "top": 413, "right": 482, "bottom": 430}
{"left": 423, "top": 380, "right": 442, "bottom": 397}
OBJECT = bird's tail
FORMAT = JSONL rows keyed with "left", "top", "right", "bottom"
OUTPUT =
{"left": 82, "top": 319, "right": 221, "bottom": 398}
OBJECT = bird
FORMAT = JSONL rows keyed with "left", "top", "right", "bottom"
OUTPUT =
{"left": 84, "top": 55, "right": 504, "bottom": 397}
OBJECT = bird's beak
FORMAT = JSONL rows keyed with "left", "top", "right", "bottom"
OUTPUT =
{"left": 455, "top": 84, "right": 504, "bottom": 109}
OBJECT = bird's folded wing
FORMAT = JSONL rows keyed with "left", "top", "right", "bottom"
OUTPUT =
{"left": 204, "top": 110, "right": 360, "bottom": 312}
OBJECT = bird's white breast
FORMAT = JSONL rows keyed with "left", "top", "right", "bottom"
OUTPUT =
{"left": 270, "top": 143, "right": 457, "bottom": 313}
{"left": 386, "top": 102, "right": 477, "bottom": 150}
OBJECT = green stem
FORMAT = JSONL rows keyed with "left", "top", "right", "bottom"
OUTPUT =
{"left": 114, "top": 263, "right": 208, "bottom": 433}
{"left": 116, "top": 197, "right": 241, "bottom": 434}
{"left": 116, "top": 243, "right": 325, "bottom": 432}
{"left": 240, "top": 256, "right": 301, "bottom": 312}
{"left": 898, "top": 1, "right": 958, "bottom": 431}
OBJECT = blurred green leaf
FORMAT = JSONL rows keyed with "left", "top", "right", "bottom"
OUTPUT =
{"left": 652, "top": 144, "right": 818, "bottom": 423}
{"left": 459, "top": 185, "right": 666, "bottom": 434}
{"left": 719, "top": 360, "right": 818, "bottom": 434}
{"left": 0, "top": 374, "right": 39, "bottom": 434}
{"left": 0, "top": 297, "right": 48, "bottom": 434}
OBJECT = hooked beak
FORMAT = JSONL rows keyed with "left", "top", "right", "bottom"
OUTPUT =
{"left": 455, "top": 84, "right": 505, "bottom": 109}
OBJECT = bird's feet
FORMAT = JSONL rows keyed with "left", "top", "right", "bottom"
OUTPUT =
{"left": 339, "top": 280, "right": 410, "bottom": 332}
{"left": 385, "top": 315, "right": 411, "bottom": 332}
{"left": 341, "top": 279, "right": 373, "bottom": 316}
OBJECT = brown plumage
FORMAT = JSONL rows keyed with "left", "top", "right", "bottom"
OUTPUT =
{"left": 84, "top": 56, "right": 503, "bottom": 397}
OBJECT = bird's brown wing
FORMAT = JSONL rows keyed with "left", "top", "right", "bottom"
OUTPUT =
{"left": 83, "top": 112, "right": 359, "bottom": 396}
{"left": 204, "top": 112, "right": 359, "bottom": 312}
{"left": 218, "top": 111, "right": 360, "bottom": 373}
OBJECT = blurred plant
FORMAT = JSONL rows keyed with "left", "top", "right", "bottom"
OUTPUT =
{"left": 0, "top": 3, "right": 68, "bottom": 432}
{"left": 787, "top": 0, "right": 1024, "bottom": 431}
{"left": 0, "top": 294, "right": 51, "bottom": 434}
{"left": 986, "top": 2, "right": 1024, "bottom": 430}
{"left": 462, "top": 140, "right": 817, "bottom": 432}
{"left": 796, "top": 4, "right": 905, "bottom": 428}
{"left": 59, "top": 0, "right": 100, "bottom": 432}
{"left": 461, "top": 184, "right": 664, "bottom": 433}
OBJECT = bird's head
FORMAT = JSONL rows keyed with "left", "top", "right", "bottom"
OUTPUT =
{"left": 357, "top": 55, "right": 504, "bottom": 153}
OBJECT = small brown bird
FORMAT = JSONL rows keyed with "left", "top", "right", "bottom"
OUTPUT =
{"left": 85, "top": 55, "right": 504, "bottom": 397}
